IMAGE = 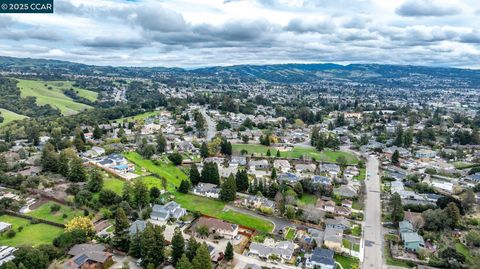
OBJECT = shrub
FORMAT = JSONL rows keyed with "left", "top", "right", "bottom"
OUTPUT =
{"left": 50, "top": 203, "right": 61, "bottom": 213}
{"left": 6, "top": 229, "right": 16, "bottom": 238}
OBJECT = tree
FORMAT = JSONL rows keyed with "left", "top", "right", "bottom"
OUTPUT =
{"left": 192, "top": 243, "right": 212, "bottom": 269}
{"left": 275, "top": 192, "right": 286, "bottom": 215}
{"left": 65, "top": 216, "right": 95, "bottom": 237}
{"left": 389, "top": 193, "right": 404, "bottom": 224}
{"left": 285, "top": 205, "right": 296, "bottom": 219}
{"left": 189, "top": 164, "right": 201, "bottom": 186}
{"left": 73, "top": 129, "right": 86, "bottom": 152}
{"left": 266, "top": 149, "right": 271, "bottom": 157}
{"left": 169, "top": 152, "right": 183, "bottom": 165}
{"left": 445, "top": 202, "right": 461, "bottom": 228}
{"left": 225, "top": 242, "right": 234, "bottom": 261}
{"left": 113, "top": 208, "right": 130, "bottom": 251}
{"left": 201, "top": 162, "right": 219, "bottom": 185}
{"left": 394, "top": 125, "right": 404, "bottom": 147}
{"left": 74, "top": 190, "right": 92, "bottom": 206}
{"left": 179, "top": 179, "right": 191, "bottom": 193}
{"left": 462, "top": 189, "right": 476, "bottom": 213}
{"left": 176, "top": 254, "right": 193, "bottom": 269}
{"left": 58, "top": 149, "right": 72, "bottom": 176}
{"left": 99, "top": 190, "right": 120, "bottom": 206}
{"left": 149, "top": 187, "right": 161, "bottom": 201}
{"left": 271, "top": 167, "right": 277, "bottom": 180}
{"left": 422, "top": 209, "right": 450, "bottom": 231}
{"left": 391, "top": 150, "right": 400, "bottom": 165}
{"left": 186, "top": 237, "right": 200, "bottom": 261}
{"left": 235, "top": 169, "right": 249, "bottom": 192}
{"left": 133, "top": 180, "right": 149, "bottom": 209}
{"left": 336, "top": 156, "right": 348, "bottom": 166}
{"left": 41, "top": 143, "right": 58, "bottom": 173}
{"left": 156, "top": 132, "right": 167, "bottom": 153}
{"left": 220, "top": 174, "right": 237, "bottom": 202}
{"left": 140, "top": 224, "right": 165, "bottom": 267}
{"left": 276, "top": 150, "right": 281, "bottom": 157}
{"left": 200, "top": 142, "right": 209, "bottom": 158}
{"left": 466, "top": 230, "right": 480, "bottom": 247}
{"left": 68, "top": 157, "right": 87, "bottom": 182}
{"left": 171, "top": 228, "right": 185, "bottom": 266}
{"left": 12, "top": 246, "right": 49, "bottom": 269}
{"left": 86, "top": 168, "right": 103, "bottom": 192}
{"left": 93, "top": 125, "right": 103, "bottom": 140}
{"left": 293, "top": 182, "right": 303, "bottom": 198}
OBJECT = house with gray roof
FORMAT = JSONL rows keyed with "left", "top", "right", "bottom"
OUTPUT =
{"left": 324, "top": 217, "right": 351, "bottom": 231}
{"left": 193, "top": 183, "right": 220, "bottom": 199}
{"left": 150, "top": 201, "right": 186, "bottom": 222}
{"left": 129, "top": 219, "right": 147, "bottom": 235}
{"left": 65, "top": 244, "right": 113, "bottom": 269}
{"left": 248, "top": 239, "right": 295, "bottom": 263}
{"left": 306, "top": 248, "right": 336, "bottom": 269}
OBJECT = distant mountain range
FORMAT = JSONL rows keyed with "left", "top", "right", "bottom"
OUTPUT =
{"left": 1, "top": 56, "right": 480, "bottom": 87}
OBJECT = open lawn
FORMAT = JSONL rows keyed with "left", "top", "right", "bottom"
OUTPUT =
{"left": 0, "top": 108, "right": 28, "bottom": 127}
{"left": 334, "top": 254, "right": 360, "bottom": 269}
{"left": 26, "top": 201, "right": 82, "bottom": 224}
{"left": 17, "top": 79, "right": 95, "bottom": 115}
{"left": 112, "top": 111, "right": 159, "bottom": 123}
{"left": 232, "top": 144, "right": 358, "bottom": 164}
{"left": 455, "top": 242, "right": 472, "bottom": 262}
{"left": 298, "top": 194, "right": 318, "bottom": 206}
{"left": 342, "top": 239, "right": 360, "bottom": 252}
{"left": 124, "top": 152, "right": 187, "bottom": 190}
{"left": 351, "top": 224, "right": 362, "bottom": 237}
{"left": 354, "top": 167, "right": 366, "bottom": 181}
{"left": 103, "top": 177, "right": 125, "bottom": 194}
{"left": 284, "top": 227, "right": 296, "bottom": 240}
{"left": 0, "top": 215, "right": 63, "bottom": 246}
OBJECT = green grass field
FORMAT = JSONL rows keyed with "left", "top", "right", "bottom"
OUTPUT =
{"left": 285, "top": 227, "right": 296, "bottom": 240}
{"left": 103, "top": 177, "right": 126, "bottom": 194}
{"left": 334, "top": 254, "right": 360, "bottom": 269}
{"left": 232, "top": 144, "right": 358, "bottom": 164}
{"left": 124, "top": 152, "right": 274, "bottom": 232}
{"left": 354, "top": 167, "right": 366, "bottom": 181}
{"left": 0, "top": 108, "right": 28, "bottom": 127}
{"left": 26, "top": 201, "right": 82, "bottom": 224}
{"left": 112, "top": 111, "right": 159, "bottom": 123}
{"left": 0, "top": 215, "right": 64, "bottom": 246}
{"left": 298, "top": 194, "right": 318, "bottom": 206}
{"left": 17, "top": 79, "right": 96, "bottom": 115}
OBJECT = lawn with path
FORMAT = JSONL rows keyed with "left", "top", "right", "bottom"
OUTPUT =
{"left": 232, "top": 144, "right": 358, "bottom": 164}
{"left": 0, "top": 108, "right": 28, "bottom": 127}
{"left": 26, "top": 201, "right": 82, "bottom": 224}
{"left": 17, "top": 79, "right": 96, "bottom": 115}
{"left": 334, "top": 254, "right": 360, "bottom": 269}
{"left": 0, "top": 215, "right": 63, "bottom": 246}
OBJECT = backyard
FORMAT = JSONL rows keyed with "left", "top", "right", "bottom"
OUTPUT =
{"left": 0, "top": 215, "right": 63, "bottom": 246}
{"left": 26, "top": 201, "right": 82, "bottom": 224}
{"left": 232, "top": 144, "right": 358, "bottom": 164}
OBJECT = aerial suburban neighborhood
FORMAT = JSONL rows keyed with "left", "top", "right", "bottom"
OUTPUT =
{"left": 0, "top": 1, "right": 480, "bottom": 269}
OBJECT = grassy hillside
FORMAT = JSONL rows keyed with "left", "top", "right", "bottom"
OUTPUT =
{"left": 17, "top": 79, "right": 97, "bottom": 115}
{"left": 0, "top": 108, "right": 28, "bottom": 127}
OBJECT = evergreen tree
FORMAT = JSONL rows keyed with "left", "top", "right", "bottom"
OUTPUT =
{"left": 235, "top": 169, "right": 249, "bottom": 192}
{"left": 200, "top": 142, "right": 209, "bottom": 158}
{"left": 276, "top": 150, "right": 281, "bottom": 157}
{"left": 394, "top": 125, "right": 404, "bottom": 147}
{"left": 171, "top": 228, "right": 185, "bottom": 266}
{"left": 140, "top": 224, "right": 165, "bottom": 267}
{"left": 271, "top": 167, "right": 277, "bottom": 180}
{"left": 133, "top": 180, "right": 149, "bottom": 209}
{"left": 156, "top": 132, "right": 167, "bottom": 153}
{"left": 266, "top": 149, "right": 271, "bottom": 157}
{"left": 122, "top": 182, "right": 133, "bottom": 205}
{"left": 3, "top": 261, "right": 17, "bottom": 269}
{"left": 225, "top": 242, "right": 234, "bottom": 261}
{"left": 315, "top": 133, "right": 326, "bottom": 151}
{"left": 176, "top": 254, "right": 193, "bottom": 269}
{"left": 192, "top": 243, "right": 212, "bottom": 269}
{"left": 68, "top": 157, "right": 87, "bottom": 182}
{"left": 58, "top": 149, "right": 71, "bottom": 176}
{"left": 391, "top": 150, "right": 400, "bottom": 165}
{"left": 86, "top": 168, "right": 103, "bottom": 192}
{"left": 149, "top": 187, "right": 161, "bottom": 201}
{"left": 189, "top": 164, "right": 201, "bottom": 186}
{"left": 179, "top": 179, "right": 191, "bottom": 193}
{"left": 93, "top": 125, "right": 103, "bottom": 140}
{"left": 220, "top": 174, "right": 237, "bottom": 202}
{"left": 41, "top": 143, "right": 58, "bottom": 173}
{"left": 113, "top": 208, "right": 130, "bottom": 251}
{"left": 129, "top": 231, "right": 142, "bottom": 258}
{"left": 389, "top": 193, "right": 404, "bottom": 224}
{"left": 201, "top": 162, "right": 220, "bottom": 185}
{"left": 186, "top": 237, "right": 200, "bottom": 261}
{"left": 73, "top": 129, "right": 86, "bottom": 152}
{"left": 275, "top": 192, "right": 286, "bottom": 215}
{"left": 404, "top": 128, "right": 414, "bottom": 147}
{"left": 445, "top": 202, "right": 461, "bottom": 228}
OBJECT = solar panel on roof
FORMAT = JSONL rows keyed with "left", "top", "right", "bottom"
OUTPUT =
{"left": 74, "top": 254, "right": 89, "bottom": 266}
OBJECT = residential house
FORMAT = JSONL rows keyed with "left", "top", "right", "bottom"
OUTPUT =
{"left": 248, "top": 239, "right": 295, "bottom": 263}
{"left": 296, "top": 163, "right": 317, "bottom": 174}
{"left": 129, "top": 220, "right": 147, "bottom": 235}
{"left": 83, "top": 146, "right": 106, "bottom": 158}
{"left": 401, "top": 232, "right": 425, "bottom": 252}
{"left": 249, "top": 159, "right": 269, "bottom": 171}
{"left": 341, "top": 199, "right": 352, "bottom": 209}
{"left": 311, "top": 175, "right": 332, "bottom": 187}
{"left": 465, "top": 173, "right": 480, "bottom": 183}
{"left": 237, "top": 195, "right": 275, "bottom": 210}
{"left": 320, "top": 163, "right": 341, "bottom": 177}
{"left": 150, "top": 201, "right": 186, "bottom": 222}
{"left": 324, "top": 217, "right": 351, "bottom": 231}
{"left": 278, "top": 172, "right": 300, "bottom": 184}
{"left": 323, "top": 227, "right": 343, "bottom": 252}
{"left": 415, "top": 149, "right": 436, "bottom": 159}
{"left": 0, "top": 222, "right": 11, "bottom": 233}
{"left": 273, "top": 159, "right": 291, "bottom": 173}
{"left": 65, "top": 244, "right": 113, "bottom": 269}
{"left": 333, "top": 185, "right": 358, "bottom": 198}
{"left": 192, "top": 183, "right": 220, "bottom": 199}
{"left": 306, "top": 248, "right": 336, "bottom": 269}
{"left": 0, "top": 246, "right": 16, "bottom": 266}
{"left": 193, "top": 217, "right": 238, "bottom": 239}
{"left": 230, "top": 156, "right": 247, "bottom": 167}
{"left": 316, "top": 199, "right": 336, "bottom": 213}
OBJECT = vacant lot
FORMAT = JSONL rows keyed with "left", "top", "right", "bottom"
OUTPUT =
{"left": 0, "top": 108, "right": 28, "bottom": 127}
{"left": 17, "top": 79, "right": 96, "bottom": 115}
{"left": 232, "top": 144, "right": 358, "bottom": 164}
{"left": 27, "top": 201, "right": 82, "bottom": 224}
{"left": 0, "top": 215, "right": 63, "bottom": 246}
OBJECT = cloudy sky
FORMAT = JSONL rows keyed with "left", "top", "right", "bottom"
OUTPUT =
{"left": 0, "top": 0, "right": 479, "bottom": 68}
